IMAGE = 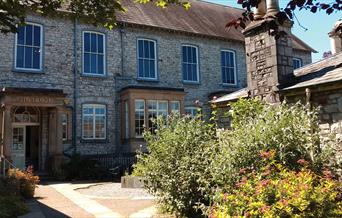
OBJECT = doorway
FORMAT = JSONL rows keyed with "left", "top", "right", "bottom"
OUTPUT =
{"left": 12, "top": 125, "right": 40, "bottom": 170}
{"left": 26, "top": 126, "right": 39, "bottom": 170}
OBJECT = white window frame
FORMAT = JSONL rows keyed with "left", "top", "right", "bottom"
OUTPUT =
{"left": 14, "top": 22, "right": 43, "bottom": 72}
{"left": 137, "top": 38, "right": 158, "bottom": 80}
{"left": 293, "top": 57, "right": 303, "bottom": 69}
{"left": 170, "top": 101, "right": 180, "bottom": 114}
{"left": 185, "top": 107, "right": 200, "bottom": 117}
{"left": 61, "top": 114, "right": 68, "bottom": 141}
{"left": 82, "top": 31, "right": 106, "bottom": 76}
{"left": 135, "top": 100, "right": 145, "bottom": 138}
{"left": 182, "top": 44, "right": 199, "bottom": 83}
{"left": 221, "top": 49, "right": 237, "bottom": 85}
{"left": 82, "top": 104, "right": 106, "bottom": 140}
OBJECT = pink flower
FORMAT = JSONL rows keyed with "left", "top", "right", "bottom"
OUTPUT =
{"left": 323, "top": 169, "right": 333, "bottom": 179}
{"left": 239, "top": 168, "right": 246, "bottom": 174}
{"left": 297, "top": 159, "right": 308, "bottom": 166}
{"left": 259, "top": 151, "right": 273, "bottom": 159}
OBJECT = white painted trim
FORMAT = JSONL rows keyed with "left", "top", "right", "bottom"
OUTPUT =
{"left": 14, "top": 22, "right": 43, "bottom": 71}
{"left": 82, "top": 31, "right": 106, "bottom": 76}
{"left": 221, "top": 49, "right": 237, "bottom": 86}
{"left": 182, "top": 44, "right": 200, "bottom": 83}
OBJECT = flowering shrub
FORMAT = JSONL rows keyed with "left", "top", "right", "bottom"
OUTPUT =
{"left": 211, "top": 151, "right": 342, "bottom": 218}
{"left": 212, "top": 99, "right": 333, "bottom": 188}
{"left": 7, "top": 166, "right": 40, "bottom": 199}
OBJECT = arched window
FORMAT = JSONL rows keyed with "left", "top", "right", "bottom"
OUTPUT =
{"left": 12, "top": 106, "right": 40, "bottom": 124}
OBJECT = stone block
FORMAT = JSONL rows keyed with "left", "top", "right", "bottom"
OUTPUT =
{"left": 332, "top": 113, "right": 342, "bottom": 122}
{"left": 324, "top": 104, "right": 339, "bottom": 113}
{"left": 121, "top": 176, "right": 145, "bottom": 188}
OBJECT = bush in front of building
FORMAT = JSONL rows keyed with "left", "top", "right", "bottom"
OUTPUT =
{"left": 210, "top": 150, "right": 342, "bottom": 218}
{"left": 133, "top": 115, "right": 219, "bottom": 218}
{"left": 0, "top": 172, "right": 30, "bottom": 218}
{"left": 134, "top": 99, "right": 338, "bottom": 217}
{"left": 7, "top": 166, "right": 40, "bottom": 199}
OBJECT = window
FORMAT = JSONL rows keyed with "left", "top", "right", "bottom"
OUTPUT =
{"left": 61, "top": 114, "right": 68, "bottom": 141}
{"left": 185, "top": 107, "right": 200, "bottom": 117}
{"left": 137, "top": 39, "right": 157, "bottom": 79}
{"left": 135, "top": 100, "right": 145, "bottom": 138}
{"left": 147, "top": 100, "right": 168, "bottom": 133}
{"left": 15, "top": 23, "right": 43, "bottom": 71}
{"left": 82, "top": 104, "right": 106, "bottom": 139}
{"left": 83, "top": 31, "right": 105, "bottom": 75}
{"left": 293, "top": 58, "right": 302, "bottom": 69}
{"left": 221, "top": 50, "right": 237, "bottom": 85}
{"left": 170, "top": 101, "right": 180, "bottom": 114}
{"left": 182, "top": 45, "right": 199, "bottom": 82}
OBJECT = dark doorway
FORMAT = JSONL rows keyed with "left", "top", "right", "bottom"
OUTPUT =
{"left": 26, "top": 126, "right": 39, "bottom": 170}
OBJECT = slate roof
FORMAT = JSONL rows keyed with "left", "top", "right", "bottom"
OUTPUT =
{"left": 211, "top": 88, "right": 249, "bottom": 103}
{"left": 115, "top": 0, "right": 314, "bottom": 52}
{"left": 283, "top": 52, "right": 342, "bottom": 90}
{"left": 212, "top": 52, "right": 342, "bottom": 103}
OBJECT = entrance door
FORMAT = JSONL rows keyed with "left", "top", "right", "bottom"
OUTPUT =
{"left": 12, "top": 126, "right": 26, "bottom": 169}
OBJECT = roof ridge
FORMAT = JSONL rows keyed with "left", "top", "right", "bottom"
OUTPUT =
{"left": 193, "top": 0, "right": 244, "bottom": 11}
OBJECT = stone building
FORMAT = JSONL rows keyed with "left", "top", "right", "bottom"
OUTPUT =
{"left": 0, "top": 0, "right": 314, "bottom": 172}
{"left": 212, "top": 1, "right": 342, "bottom": 140}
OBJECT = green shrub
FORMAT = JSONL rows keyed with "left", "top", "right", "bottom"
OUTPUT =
{"left": 0, "top": 196, "right": 28, "bottom": 218}
{"left": 0, "top": 179, "right": 28, "bottom": 218}
{"left": 211, "top": 150, "right": 342, "bottom": 218}
{"left": 7, "top": 166, "right": 40, "bottom": 199}
{"left": 61, "top": 154, "right": 104, "bottom": 180}
{"left": 133, "top": 115, "right": 218, "bottom": 217}
{"left": 213, "top": 99, "right": 332, "bottom": 187}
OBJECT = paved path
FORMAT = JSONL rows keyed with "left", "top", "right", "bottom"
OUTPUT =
{"left": 22, "top": 182, "right": 164, "bottom": 218}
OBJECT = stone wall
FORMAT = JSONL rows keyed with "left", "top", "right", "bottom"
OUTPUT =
{"left": 116, "top": 26, "right": 248, "bottom": 117}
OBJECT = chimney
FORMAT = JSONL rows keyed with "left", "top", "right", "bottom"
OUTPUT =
{"left": 329, "top": 20, "right": 342, "bottom": 55}
{"left": 243, "top": 0, "right": 293, "bottom": 103}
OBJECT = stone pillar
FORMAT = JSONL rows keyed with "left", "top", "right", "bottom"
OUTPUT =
{"left": 40, "top": 108, "right": 48, "bottom": 171}
{"left": 243, "top": 18, "right": 293, "bottom": 103}
{"left": 254, "top": 0, "right": 267, "bottom": 20}
{"left": 48, "top": 107, "right": 64, "bottom": 172}
{"left": 3, "top": 105, "right": 12, "bottom": 158}
{"left": 266, "top": 0, "right": 279, "bottom": 16}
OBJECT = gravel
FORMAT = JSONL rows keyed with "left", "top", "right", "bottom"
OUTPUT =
{"left": 76, "top": 183, "right": 155, "bottom": 199}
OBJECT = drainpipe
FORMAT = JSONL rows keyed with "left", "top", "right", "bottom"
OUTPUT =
{"left": 115, "top": 26, "right": 125, "bottom": 151}
{"left": 1, "top": 107, "right": 4, "bottom": 157}
{"left": 119, "top": 25, "right": 125, "bottom": 76}
{"left": 72, "top": 19, "right": 78, "bottom": 154}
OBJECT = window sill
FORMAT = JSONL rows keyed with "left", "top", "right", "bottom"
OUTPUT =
{"left": 12, "top": 68, "right": 44, "bottom": 74}
{"left": 80, "top": 138, "right": 108, "bottom": 143}
{"left": 183, "top": 81, "right": 201, "bottom": 86}
{"left": 137, "top": 78, "right": 159, "bottom": 82}
{"left": 222, "top": 83, "right": 238, "bottom": 88}
{"left": 81, "top": 73, "right": 107, "bottom": 78}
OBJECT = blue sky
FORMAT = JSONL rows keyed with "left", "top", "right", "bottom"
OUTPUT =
{"left": 205, "top": 0, "right": 341, "bottom": 62}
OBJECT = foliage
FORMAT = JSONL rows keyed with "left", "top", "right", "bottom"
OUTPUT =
{"left": 0, "top": 196, "right": 28, "bottom": 218}
{"left": 0, "top": 175, "right": 29, "bottom": 218}
{"left": 212, "top": 99, "right": 332, "bottom": 188}
{"left": 7, "top": 166, "right": 40, "bottom": 199}
{"left": 61, "top": 154, "right": 105, "bottom": 180}
{"left": 133, "top": 115, "right": 218, "bottom": 217}
{"left": 0, "top": 0, "right": 190, "bottom": 33}
{"left": 210, "top": 150, "right": 342, "bottom": 218}
{"left": 229, "top": 0, "right": 342, "bottom": 32}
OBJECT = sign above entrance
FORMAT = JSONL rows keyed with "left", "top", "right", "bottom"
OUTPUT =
{"left": 4, "top": 95, "right": 65, "bottom": 107}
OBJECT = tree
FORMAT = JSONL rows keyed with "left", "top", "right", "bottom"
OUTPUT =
{"left": 0, "top": 0, "right": 341, "bottom": 33}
